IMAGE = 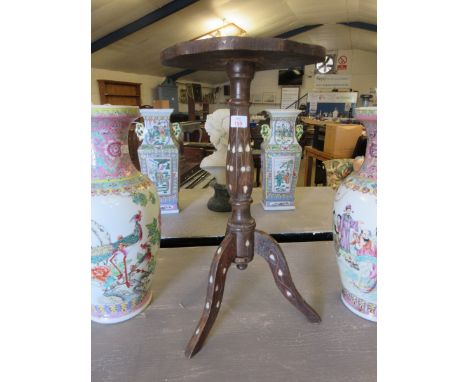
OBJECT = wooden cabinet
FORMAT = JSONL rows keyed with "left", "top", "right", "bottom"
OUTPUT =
{"left": 97, "top": 80, "right": 141, "bottom": 106}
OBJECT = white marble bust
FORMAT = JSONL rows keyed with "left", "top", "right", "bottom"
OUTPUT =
{"left": 200, "top": 109, "right": 230, "bottom": 185}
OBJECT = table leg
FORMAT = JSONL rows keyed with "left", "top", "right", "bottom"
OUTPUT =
{"left": 311, "top": 158, "right": 316, "bottom": 187}
{"left": 304, "top": 155, "right": 312, "bottom": 187}
{"left": 254, "top": 230, "right": 321, "bottom": 322}
{"left": 185, "top": 233, "right": 236, "bottom": 358}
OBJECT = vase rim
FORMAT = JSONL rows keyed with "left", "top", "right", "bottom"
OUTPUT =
{"left": 265, "top": 109, "right": 301, "bottom": 116}
{"left": 91, "top": 104, "right": 140, "bottom": 116}
{"left": 355, "top": 106, "right": 377, "bottom": 120}
{"left": 139, "top": 108, "right": 174, "bottom": 114}
{"left": 92, "top": 104, "right": 139, "bottom": 109}
{"left": 355, "top": 106, "right": 377, "bottom": 113}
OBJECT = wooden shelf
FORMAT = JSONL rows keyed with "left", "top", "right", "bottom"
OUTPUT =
{"left": 98, "top": 80, "right": 141, "bottom": 106}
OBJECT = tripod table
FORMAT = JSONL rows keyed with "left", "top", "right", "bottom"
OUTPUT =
{"left": 161, "top": 36, "right": 326, "bottom": 358}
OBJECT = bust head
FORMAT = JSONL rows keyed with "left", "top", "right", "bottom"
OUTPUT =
{"left": 204, "top": 109, "right": 230, "bottom": 152}
{"left": 200, "top": 109, "right": 230, "bottom": 184}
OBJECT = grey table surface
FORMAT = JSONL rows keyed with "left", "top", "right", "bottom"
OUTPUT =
{"left": 161, "top": 187, "right": 335, "bottom": 239}
{"left": 92, "top": 242, "right": 376, "bottom": 382}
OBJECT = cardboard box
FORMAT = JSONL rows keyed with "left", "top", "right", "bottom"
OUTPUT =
{"left": 323, "top": 123, "right": 363, "bottom": 158}
{"left": 152, "top": 100, "right": 170, "bottom": 108}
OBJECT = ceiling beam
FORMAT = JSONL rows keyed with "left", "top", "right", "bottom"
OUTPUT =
{"left": 166, "top": 24, "right": 324, "bottom": 81}
{"left": 167, "top": 68, "right": 196, "bottom": 81}
{"left": 92, "top": 0, "right": 200, "bottom": 53}
{"left": 338, "top": 21, "right": 377, "bottom": 32}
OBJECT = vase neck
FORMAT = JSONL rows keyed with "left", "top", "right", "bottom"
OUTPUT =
{"left": 141, "top": 114, "right": 174, "bottom": 146}
{"left": 269, "top": 118, "right": 299, "bottom": 146}
{"left": 358, "top": 120, "right": 377, "bottom": 179}
{"left": 91, "top": 115, "right": 139, "bottom": 180}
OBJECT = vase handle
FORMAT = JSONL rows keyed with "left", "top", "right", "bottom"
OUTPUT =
{"left": 134, "top": 122, "right": 145, "bottom": 142}
{"left": 172, "top": 122, "right": 182, "bottom": 139}
{"left": 260, "top": 124, "right": 271, "bottom": 141}
{"left": 295, "top": 124, "right": 304, "bottom": 140}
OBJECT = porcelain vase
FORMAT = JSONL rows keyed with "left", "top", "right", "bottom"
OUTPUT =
{"left": 261, "top": 109, "right": 303, "bottom": 210}
{"left": 333, "top": 107, "right": 377, "bottom": 321}
{"left": 91, "top": 105, "right": 161, "bottom": 324}
{"left": 136, "top": 108, "right": 180, "bottom": 214}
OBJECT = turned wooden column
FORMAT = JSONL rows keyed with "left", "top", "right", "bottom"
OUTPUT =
{"left": 225, "top": 61, "right": 256, "bottom": 269}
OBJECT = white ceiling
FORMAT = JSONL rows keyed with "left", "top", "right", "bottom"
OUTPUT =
{"left": 91, "top": 0, "right": 376, "bottom": 84}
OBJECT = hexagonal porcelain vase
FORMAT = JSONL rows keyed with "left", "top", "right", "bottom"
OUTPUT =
{"left": 136, "top": 109, "right": 180, "bottom": 214}
{"left": 91, "top": 105, "right": 161, "bottom": 324}
{"left": 261, "top": 109, "right": 303, "bottom": 210}
{"left": 333, "top": 107, "right": 377, "bottom": 321}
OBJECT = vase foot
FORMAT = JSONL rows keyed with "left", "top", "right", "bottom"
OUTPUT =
{"left": 340, "top": 290, "right": 377, "bottom": 322}
{"left": 261, "top": 201, "right": 295, "bottom": 211}
{"left": 91, "top": 291, "right": 153, "bottom": 324}
{"left": 160, "top": 203, "right": 180, "bottom": 214}
{"left": 161, "top": 208, "right": 180, "bottom": 214}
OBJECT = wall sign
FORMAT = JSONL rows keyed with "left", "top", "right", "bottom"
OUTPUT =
{"left": 337, "top": 55, "right": 348, "bottom": 70}
{"left": 314, "top": 74, "right": 352, "bottom": 89}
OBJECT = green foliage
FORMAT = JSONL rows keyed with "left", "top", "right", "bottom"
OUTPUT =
{"left": 131, "top": 192, "right": 148, "bottom": 207}
{"left": 148, "top": 191, "right": 156, "bottom": 205}
{"left": 146, "top": 218, "right": 160, "bottom": 245}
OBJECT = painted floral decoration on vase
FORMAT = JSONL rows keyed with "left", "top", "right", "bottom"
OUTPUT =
{"left": 136, "top": 108, "right": 180, "bottom": 214}
{"left": 333, "top": 106, "right": 377, "bottom": 321}
{"left": 260, "top": 109, "right": 303, "bottom": 210}
{"left": 91, "top": 105, "right": 161, "bottom": 324}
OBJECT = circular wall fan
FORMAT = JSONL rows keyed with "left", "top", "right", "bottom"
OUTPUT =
{"left": 316, "top": 55, "right": 335, "bottom": 74}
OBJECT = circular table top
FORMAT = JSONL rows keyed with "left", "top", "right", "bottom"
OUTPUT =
{"left": 161, "top": 36, "right": 326, "bottom": 71}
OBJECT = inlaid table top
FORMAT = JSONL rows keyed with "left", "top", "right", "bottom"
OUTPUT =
{"left": 161, "top": 36, "right": 326, "bottom": 71}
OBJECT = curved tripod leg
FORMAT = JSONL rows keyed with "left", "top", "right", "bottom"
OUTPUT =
{"left": 185, "top": 233, "right": 237, "bottom": 358}
{"left": 254, "top": 230, "right": 321, "bottom": 323}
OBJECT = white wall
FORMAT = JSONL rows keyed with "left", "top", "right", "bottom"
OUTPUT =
{"left": 91, "top": 68, "right": 165, "bottom": 105}
{"left": 319, "top": 49, "right": 377, "bottom": 95}
{"left": 211, "top": 48, "right": 377, "bottom": 115}
{"left": 92, "top": 48, "right": 376, "bottom": 113}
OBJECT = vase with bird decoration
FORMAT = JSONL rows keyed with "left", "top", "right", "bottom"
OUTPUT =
{"left": 91, "top": 105, "right": 161, "bottom": 324}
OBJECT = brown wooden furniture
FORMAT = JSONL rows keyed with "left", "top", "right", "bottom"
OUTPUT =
{"left": 303, "top": 146, "right": 342, "bottom": 186}
{"left": 97, "top": 79, "right": 141, "bottom": 106}
{"left": 162, "top": 36, "right": 325, "bottom": 358}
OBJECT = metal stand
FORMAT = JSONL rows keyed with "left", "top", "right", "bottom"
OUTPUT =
{"left": 161, "top": 37, "right": 326, "bottom": 358}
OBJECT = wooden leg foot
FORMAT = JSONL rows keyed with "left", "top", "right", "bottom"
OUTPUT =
{"left": 254, "top": 229, "right": 321, "bottom": 323}
{"left": 185, "top": 234, "right": 236, "bottom": 358}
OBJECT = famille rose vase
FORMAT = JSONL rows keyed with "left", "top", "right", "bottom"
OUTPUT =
{"left": 91, "top": 105, "right": 161, "bottom": 324}
{"left": 333, "top": 107, "right": 377, "bottom": 321}
{"left": 260, "top": 109, "right": 303, "bottom": 210}
{"left": 135, "top": 108, "right": 180, "bottom": 214}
